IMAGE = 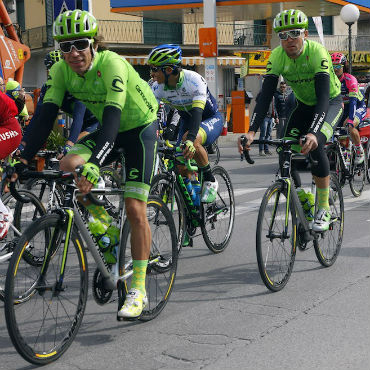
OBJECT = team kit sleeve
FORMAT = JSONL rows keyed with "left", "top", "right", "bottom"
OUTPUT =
{"left": 22, "top": 64, "right": 66, "bottom": 161}
{"left": 88, "top": 56, "right": 129, "bottom": 166}
{"left": 307, "top": 46, "right": 331, "bottom": 136}
{"left": 185, "top": 74, "right": 207, "bottom": 142}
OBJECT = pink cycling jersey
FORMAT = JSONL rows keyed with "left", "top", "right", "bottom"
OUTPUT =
{"left": 339, "top": 72, "right": 365, "bottom": 124}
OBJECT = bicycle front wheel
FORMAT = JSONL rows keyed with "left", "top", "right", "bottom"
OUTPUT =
{"left": 150, "top": 173, "right": 186, "bottom": 251}
{"left": 314, "top": 174, "right": 344, "bottom": 267}
{"left": 201, "top": 166, "right": 235, "bottom": 253}
{"left": 256, "top": 181, "right": 297, "bottom": 292}
{"left": 0, "top": 190, "right": 46, "bottom": 302}
{"left": 349, "top": 147, "right": 366, "bottom": 197}
{"left": 207, "top": 142, "right": 220, "bottom": 165}
{"left": 326, "top": 146, "right": 346, "bottom": 187}
{"left": 119, "top": 196, "right": 177, "bottom": 321}
{"left": 4, "top": 214, "right": 88, "bottom": 365}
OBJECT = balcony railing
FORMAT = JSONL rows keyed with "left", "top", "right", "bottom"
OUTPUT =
{"left": 309, "top": 35, "right": 370, "bottom": 52}
{"left": 21, "top": 20, "right": 370, "bottom": 53}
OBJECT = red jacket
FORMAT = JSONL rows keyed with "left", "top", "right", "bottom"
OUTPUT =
{"left": 0, "top": 91, "right": 19, "bottom": 123}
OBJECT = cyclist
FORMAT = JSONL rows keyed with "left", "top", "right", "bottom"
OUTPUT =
{"left": 239, "top": 9, "right": 343, "bottom": 233}
{"left": 5, "top": 80, "right": 29, "bottom": 123}
{"left": 331, "top": 52, "right": 366, "bottom": 165}
{"left": 147, "top": 44, "right": 223, "bottom": 203}
{"left": 11, "top": 9, "right": 158, "bottom": 320}
{"left": 19, "top": 50, "right": 99, "bottom": 158}
{"left": 0, "top": 84, "right": 25, "bottom": 238}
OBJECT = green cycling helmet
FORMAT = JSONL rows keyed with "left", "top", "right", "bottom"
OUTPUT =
{"left": 147, "top": 44, "right": 182, "bottom": 67}
{"left": 273, "top": 9, "right": 308, "bottom": 33}
{"left": 53, "top": 9, "right": 98, "bottom": 41}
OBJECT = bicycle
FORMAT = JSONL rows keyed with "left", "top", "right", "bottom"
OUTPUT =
{"left": 150, "top": 144, "right": 235, "bottom": 253}
{"left": 243, "top": 138, "right": 344, "bottom": 292}
{"left": 0, "top": 160, "right": 46, "bottom": 301}
{"left": 205, "top": 140, "right": 220, "bottom": 166}
{"left": 358, "top": 119, "right": 370, "bottom": 183}
{"left": 4, "top": 168, "right": 177, "bottom": 365}
{"left": 325, "top": 128, "right": 367, "bottom": 197}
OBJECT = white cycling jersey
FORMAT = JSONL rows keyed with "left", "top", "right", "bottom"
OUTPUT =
{"left": 151, "top": 69, "right": 218, "bottom": 120}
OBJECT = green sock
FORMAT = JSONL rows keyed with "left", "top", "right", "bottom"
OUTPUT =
{"left": 316, "top": 187, "right": 330, "bottom": 210}
{"left": 86, "top": 203, "right": 112, "bottom": 225}
{"left": 131, "top": 260, "right": 148, "bottom": 295}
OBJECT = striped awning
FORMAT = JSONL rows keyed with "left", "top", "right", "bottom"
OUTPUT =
{"left": 121, "top": 55, "right": 245, "bottom": 67}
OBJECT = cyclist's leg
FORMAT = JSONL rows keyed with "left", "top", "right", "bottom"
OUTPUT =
{"left": 348, "top": 105, "right": 367, "bottom": 164}
{"left": 258, "top": 118, "right": 268, "bottom": 154}
{"left": 117, "top": 122, "right": 157, "bottom": 319}
{"left": 311, "top": 95, "right": 343, "bottom": 232}
{"left": 196, "top": 112, "right": 223, "bottom": 202}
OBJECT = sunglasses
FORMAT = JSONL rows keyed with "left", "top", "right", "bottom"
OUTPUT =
{"left": 59, "top": 38, "right": 92, "bottom": 53}
{"left": 278, "top": 29, "right": 304, "bottom": 40}
{"left": 333, "top": 64, "right": 343, "bottom": 70}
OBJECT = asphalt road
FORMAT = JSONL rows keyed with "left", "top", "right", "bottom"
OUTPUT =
{"left": 1, "top": 142, "right": 369, "bottom": 370}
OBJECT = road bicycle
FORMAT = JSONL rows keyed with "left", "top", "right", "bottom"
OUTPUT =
{"left": 358, "top": 119, "right": 370, "bottom": 183}
{"left": 205, "top": 140, "right": 220, "bottom": 166}
{"left": 0, "top": 160, "right": 46, "bottom": 301}
{"left": 150, "top": 143, "right": 235, "bottom": 253}
{"left": 243, "top": 138, "right": 344, "bottom": 292}
{"left": 325, "top": 128, "right": 367, "bottom": 197}
{"left": 4, "top": 168, "right": 177, "bottom": 365}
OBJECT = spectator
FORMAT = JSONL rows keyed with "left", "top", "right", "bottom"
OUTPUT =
{"left": 273, "top": 81, "right": 288, "bottom": 138}
{"left": 256, "top": 91, "right": 274, "bottom": 155}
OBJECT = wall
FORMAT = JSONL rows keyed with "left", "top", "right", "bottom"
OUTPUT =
{"left": 24, "top": 0, "right": 46, "bottom": 28}
{"left": 92, "top": 0, "right": 140, "bottom": 20}
{"left": 23, "top": 52, "right": 47, "bottom": 91}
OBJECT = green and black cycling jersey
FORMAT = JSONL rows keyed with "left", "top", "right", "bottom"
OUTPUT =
{"left": 22, "top": 50, "right": 158, "bottom": 166}
{"left": 250, "top": 39, "right": 341, "bottom": 136}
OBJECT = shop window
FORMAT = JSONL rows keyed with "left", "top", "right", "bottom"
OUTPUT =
{"left": 143, "top": 19, "right": 182, "bottom": 45}
{"left": 308, "top": 16, "right": 333, "bottom": 35}
{"left": 16, "top": 0, "right": 25, "bottom": 30}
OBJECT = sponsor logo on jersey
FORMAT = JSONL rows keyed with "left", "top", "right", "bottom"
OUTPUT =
{"left": 135, "top": 85, "right": 155, "bottom": 113}
{"left": 0, "top": 130, "right": 19, "bottom": 141}
{"left": 111, "top": 76, "right": 124, "bottom": 92}
{"left": 128, "top": 168, "right": 139, "bottom": 180}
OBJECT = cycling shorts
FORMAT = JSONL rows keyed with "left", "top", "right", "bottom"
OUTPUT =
{"left": 0, "top": 118, "right": 22, "bottom": 159}
{"left": 68, "top": 121, "right": 158, "bottom": 202}
{"left": 341, "top": 106, "right": 367, "bottom": 128}
{"left": 283, "top": 94, "right": 343, "bottom": 178}
{"left": 176, "top": 111, "right": 224, "bottom": 146}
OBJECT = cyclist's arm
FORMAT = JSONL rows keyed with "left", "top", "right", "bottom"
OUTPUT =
{"left": 67, "top": 100, "right": 86, "bottom": 144}
{"left": 308, "top": 72, "right": 330, "bottom": 135}
{"left": 22, "top": 64, "right": 66, "bottom": 161}
{"left": 250, "top": 75, "right": 279, "bottom": 133}
{"left": 88, "top": 56, "right": 129, "bottom": 166}
{"left": 21, "top": 102, "right": 60, "bottom": 161}
{"left": 186, "top": 107, "right": 203, "bottom": 142}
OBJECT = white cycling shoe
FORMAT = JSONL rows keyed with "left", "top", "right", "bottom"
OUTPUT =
{"left": 201, "top": 180, "right": 219, "bottom": 203}
{"left": 117, "top": 289, "right": 148, "bottom": 320}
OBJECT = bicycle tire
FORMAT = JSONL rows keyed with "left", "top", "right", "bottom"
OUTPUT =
{"left": 314, "top": 174, "right": 344, "bottom": 267}
{"left": 118, "top": 196, "right": 177, "bottom": 322}
{"left": 207, "top": 142, "right": 220, "bottom": 166}
{"left": 326, "top": 146, "right": 346, "bottom": 188}
{"left": 201, "top": 166, "right": 235, "bottom": 253}
{"left": 0, "top": 190, "right": 46, "bottom": 302}
{"left": 366, "top": 141, "right": 370, "bottom": 184}
{"left": 349, "top": 146, "right": 366, "bottom": 197}
{"left": 4, "top": 214, "right": 88, "bottom": 365}
{"left": 150, "top": 173, "right": 186, "bottom": 251}
{"left": 256, "top": 181, "right": 297, "bottom": 292}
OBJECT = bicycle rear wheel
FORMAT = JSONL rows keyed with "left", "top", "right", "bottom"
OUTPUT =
{"left": 201, "top": 166, "right": 235, "bottom": 253}
{"left": 119, "top": 196, "right": 177, "bottom": 321}
{"left": 4, "top": 214, "right": 88, "bottom": 365}
{"left": 349, "top": 147, "right": 366, "bottom": 197}
{"left": 314, "top": 174, "right": 344, "bottom": 267}
{"left": 256, "top": 181, "right": 297, "bottom": 292}
{"left": 150, "top": 173, "right": 186, "bottom": 251}
{"left": 0, "top": 190, "right": 46, "bottom": 302}
{"left": 206, "top": 142, "right": 220, "bottom": 165}
{"left": 326, "top": 146, "right": 346, "bottom": 187}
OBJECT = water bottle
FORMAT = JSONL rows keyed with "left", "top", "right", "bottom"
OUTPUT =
{"left": 184, "top": 178, "right": 196, "bottom": 204}
{"left": 344, "top": 149, "right": 351, "bottom": 167}
{"left": 88, "top": 219, "right": 110, "bottom": 251}
{"left": 191, "top": 175, "right": 201, "bottom": 207}
{"left": 297, "top": 188, "right": 314, "bottom": 221}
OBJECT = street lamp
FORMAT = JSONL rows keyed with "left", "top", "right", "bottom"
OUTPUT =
{"left": 340, "top": 4, "right": 360, "bottom": 74}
